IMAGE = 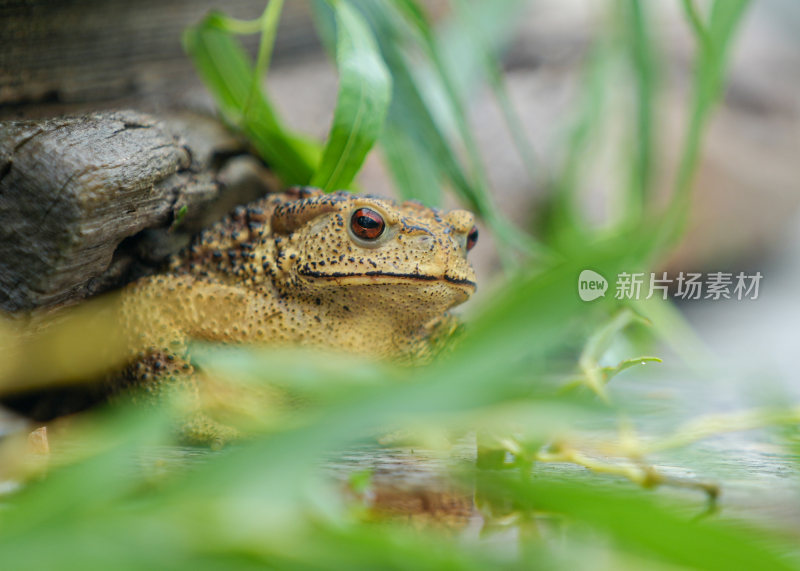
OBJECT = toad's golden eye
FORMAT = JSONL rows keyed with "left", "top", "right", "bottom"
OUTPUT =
{"left": 466, "top": 225, "right": 479, "bottom": 251}
{"left": 350, "top": 208, "right": 385, "bottom": 240}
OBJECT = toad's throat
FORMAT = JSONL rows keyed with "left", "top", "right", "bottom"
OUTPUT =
{"left": 298, "top": 269, "right": 476, "bottom": 289}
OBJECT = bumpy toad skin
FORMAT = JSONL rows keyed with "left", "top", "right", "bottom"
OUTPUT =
{"left": 121, "top": 186, "right": 476, "bottom": 359}
{"left": 115, "top": 188, "right": 477, "bottom": 441}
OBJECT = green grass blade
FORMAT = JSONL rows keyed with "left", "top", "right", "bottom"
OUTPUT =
{"left": 481, "top": 474, "right": 797, "bottom": 571}
{"left": 450, "top": 0, "right": 541, "bottom": 189}
{"left": 656, "top": 0, "right": 751, "bottom": 252}
{"left": 242, "top": 0, "right": 285, "bottom": 121}
{"left": 183, "top": 14, "right": 319, "bottom": 185}
{"left": 310, "top": 1, "right": 392, "bottom": 192}
{"left": 341, "top": 1, "right": 477, "bottom": 210}
{"left": 543, "top": 44, "right": 610, "bottom": 252}
{"left": 624, "top": 0, "right": 658, "bottom": 223}
{"left": 379, "top": 120, "right": 442, "bottom": 205}
{"left": 363, "top": 1, "right": 543, "bottom": 263}
{"left": 392, "top": 0, "right": 534, "bottom": 257}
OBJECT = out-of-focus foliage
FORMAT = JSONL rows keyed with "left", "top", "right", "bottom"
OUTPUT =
{"left": 3, "top": 0, "right": 799, "bottom": 569}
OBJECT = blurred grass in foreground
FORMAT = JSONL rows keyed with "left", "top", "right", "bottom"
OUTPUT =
{"left": 3, "top": 0, "right": 800, "bottom": 569}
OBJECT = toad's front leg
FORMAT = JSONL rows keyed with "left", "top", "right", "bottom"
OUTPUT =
{"left": 109, "top": 351, "right": 239, "bottom": 447}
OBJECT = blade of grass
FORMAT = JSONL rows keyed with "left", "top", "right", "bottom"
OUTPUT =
{"left": 311, "top": 0, "right": 447, "bottom": 204}
{"left": 310, "top": 0, "right": 464, "bottom": 209}
{"left": 183, "top": 14, "right": 319, "bottom": 184}
{"left": 317, "top": 1, "right": 544, "bottom": 263}
{"left": 392, "top": 0, "right": 536, "bottom": 260}
{"left": 577, "top": 307, "right": 651, "bottom": 399}
{"left": 451, "top": 0, "right": 542, "bottom": 189}
{"left": 243, "top": 0, "right": 285, "bottom": 121}
{"left": 682, "top": 0, "right": 712, "bottom": 53}
{"left": 379, "top": 120, "right": 442, "bottom": 205}
{"left": 655, "top": 0, "right": 751, "bottom": 252}
{"left": 631, "top": 296, "right": 713, "bottom": 367}
{"left": 623, "top": 0, "right": 658, "bottom": 224}
{"left": 478, "top": 474, "right": 797, "bottom": 571}
{"left": 310, "top": 0, "right": 392, "bottom": 192}
{"left": 544, "top": 43, "right": 611, "bottom": 253}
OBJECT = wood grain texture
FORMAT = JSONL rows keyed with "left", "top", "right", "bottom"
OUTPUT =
{"left": 0, "top": 110, "right": 278, "bottom": 312}
{"left": 0, "top": 0, "right": 319, "bottom": 114}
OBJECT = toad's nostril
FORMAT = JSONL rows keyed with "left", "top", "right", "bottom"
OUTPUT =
{"left": 444, "top": 210, "right": 475, "bottom": 233}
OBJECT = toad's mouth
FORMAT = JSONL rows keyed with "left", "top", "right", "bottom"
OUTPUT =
{"left": 298, "top": 270, "right": 477, "bottom": 290}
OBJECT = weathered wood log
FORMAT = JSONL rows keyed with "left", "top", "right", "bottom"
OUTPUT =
{"left": 0, "top": 110, "right": 279, "bottom": 312}
{"left": 0, "top": 0, "right": 320, "bottom": 113}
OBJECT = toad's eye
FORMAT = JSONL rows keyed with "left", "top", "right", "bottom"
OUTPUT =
{"left": 350, "top": 208, "right": 385, "bottom": 240}
{"left": 466, "top": 225, "right": 479, "bottom": 251}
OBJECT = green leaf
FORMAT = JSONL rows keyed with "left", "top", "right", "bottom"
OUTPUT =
{"left": 479, "top": 474, "right": 797, "bottom": 571}
{"left": 243, "top": 0, "right": 285, "bottom": 121}
{"left": 572, "top": 307, "right": 653, "bottom": 397}
{"left": 319, "top": 1, "right": 542, "bottom": 263}
{"left": 310, "top": 1, "right": 391, "bottom": 192}
{"left": 378, "top": 120, "right": 441, "bottom": 205}
{"left": 542, "top": 42, "right": 611, "bottom": 253}
{"left": 600, "top": 356, "right": 662, "bottom": 382}
{"left": 449, "top": 0, "right": 541, "bottom": 188}
{"left": 391, "top": 0, "right": 535, "bottom": 258}
{"left": 623, "top": 0, "right": 658, "bottom": 223}
{"left": 183, "top": 14, "right": 319, "bottom": 184}
{"left": 655, "top": 0, "right": 751, "bottom": 252}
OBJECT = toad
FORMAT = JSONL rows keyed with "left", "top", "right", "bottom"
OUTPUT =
{"left": 115, "top": 187, "right": 479, "bottom": 441}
